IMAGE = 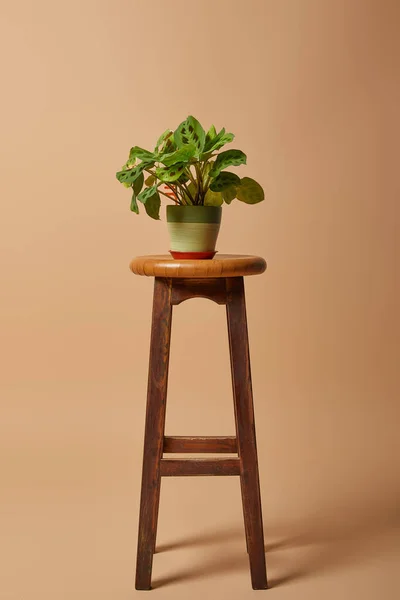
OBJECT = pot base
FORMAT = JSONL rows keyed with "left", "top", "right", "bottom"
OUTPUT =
{"left": 170, "top": 250, "right": 217, "bottom": 260}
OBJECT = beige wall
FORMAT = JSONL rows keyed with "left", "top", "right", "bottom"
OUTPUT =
{"left": 1, "top": 1, "right": 399, "bottom": 599}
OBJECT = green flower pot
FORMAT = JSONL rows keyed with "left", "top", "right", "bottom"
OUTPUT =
{"left": 166, "top": 206, "right": 222, "bottom": 259}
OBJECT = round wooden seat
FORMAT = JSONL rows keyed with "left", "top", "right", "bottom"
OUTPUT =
{"left": 130, "top": 254, "right": 266, "bottom": 278}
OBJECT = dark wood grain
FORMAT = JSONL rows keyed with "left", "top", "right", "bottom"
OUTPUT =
{"left": 226, "top": 276, "right": 268, "bottom": 590}
{"left": 134, "top": 274, "right": 267, "bottom": 590}
{"left": 135, "top": 277, "right": 172, "bottom": 590}
{"left": 171, "top": 278, "right": 227, "bottom": 305}
{"left": 160, "top": 458, "right": 240, "bottom": 477}
{"left": 163, "top": 436, "right": 237, "bottom": 453}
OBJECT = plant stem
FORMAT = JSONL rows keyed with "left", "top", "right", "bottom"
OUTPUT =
{"left": 165, "top": 182, "right": 180, "bottom": 198}
{"left": 181, "top": 180, "right": 195, "bottom": 204}
{"left": 175, "top": 182, "right": 192, "bottom": 205}
{"left": 194, "top": 162, "right": 203, "bottom": 205}
{"left": 202, "top": 161, "right": 212, "bottom": 195}
{"left": 144, "top": 169, "right": 181, "bottom": 204}
{"left": 183, "top": 166, "right": 198, "bottom": 204}
{"left": 158, "top": 188, "right": 178, "bottom": 201}
{"left": 185, "top": 166, "right": 197, "bottom": 187}
{"left": 203, "top": 173, "right": 211, "bottom": 194}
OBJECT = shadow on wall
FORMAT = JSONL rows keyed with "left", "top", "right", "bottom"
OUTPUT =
{"left": 152, "top": 487, "right": 400, "bottom": 588}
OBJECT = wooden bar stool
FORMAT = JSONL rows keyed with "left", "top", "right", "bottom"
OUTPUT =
{"left": 130, "top": 254, "right": 268, "bottom": 590}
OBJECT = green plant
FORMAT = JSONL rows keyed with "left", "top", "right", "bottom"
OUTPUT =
{"left": 116, "top": 115, "right": 264, "bottom": 219}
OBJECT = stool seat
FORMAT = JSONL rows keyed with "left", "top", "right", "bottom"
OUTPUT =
{"left": 130, "top": 253, "right": 266, "bottom": 278}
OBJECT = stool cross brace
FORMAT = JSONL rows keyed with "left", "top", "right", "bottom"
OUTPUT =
{"left": 135, "top": 276, "right": 267, "bottom": 590}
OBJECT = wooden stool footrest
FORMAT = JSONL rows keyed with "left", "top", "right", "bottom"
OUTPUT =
{"left": 160, "top": 458, "right": 240, "bottom": 477}
{"left": 163, "top": 435, "right": 237, "bottom": 454}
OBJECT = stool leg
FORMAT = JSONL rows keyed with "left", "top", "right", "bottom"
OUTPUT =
{"left": 135, "top": 277, "right": 172, "bottom": 590}
{"left": 226, "top": 277, "right": 268, "bottom": 590}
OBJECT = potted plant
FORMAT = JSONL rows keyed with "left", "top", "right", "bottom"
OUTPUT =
{"left": 116, "top": 115, "right": 264, "bottom": 258}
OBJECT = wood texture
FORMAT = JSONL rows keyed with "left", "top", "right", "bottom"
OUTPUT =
{"left": 130, "top": 254, "right": 266, "bottom": 279}
{"left": 163, "top": 436, "right": 238, "bottom": 454}
{"left": 135, "top": 278, "right": 172, "bottom": 591}
{"left": 171, "top": 278, "right": 227, "bottom": 305}
{"left": 226, "top": 276, "right": 268, "bottom": 590}
{"left": 135, "top": 273, "right": 267, "bottom": 590}
{"left": 160, "top": 458, "right": 241, "bottom": 477}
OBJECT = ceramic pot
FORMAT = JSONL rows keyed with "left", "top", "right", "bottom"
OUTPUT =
{"left": 166, "top": 205, "right": 222, "bottom": 259}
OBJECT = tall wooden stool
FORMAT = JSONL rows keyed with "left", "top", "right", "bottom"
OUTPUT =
{"left": 130, "top": 254, "right": 268, "bottom": 590}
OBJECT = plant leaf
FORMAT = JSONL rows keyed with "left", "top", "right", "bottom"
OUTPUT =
{"left": 160, "top": 135, "right": 176, "bottom": 155}
{"left": 205, "top": 124, "right": 217, "bottom": 144}
{"left": 185, "top": 181, "right": 197, "bottom": 202}
{"left": 203, "top": 160, "right": 213, "bottom": 177}
{"left": 209, "top": 149, "right": 247, "bottom": 177}
{"left": 236, "top": 177, "right": 265, "bottom": 204}
{"left": 137, "top": 185, "right": 158, "bottom": 203}
{"left": 130, "top": 189, "right": 139, "bottom": 214}
{"left": 177, "top": 172, "right": 190, "bottom": 184}
{"left": 209, "top": 171, "right": 241, "bottom": 192}
{"left": 160, "top": 144, "right": 196, "bottom": 166}
{"left": 204, "top": 189, "right": 223, "bottom": 206}
{"left": 133, "top": 172, "right": 144, "bottom": 196}
{"left": 222, "top": 185, "right": 237, "bottom": 204}
{"left": 122, "top": 159, "right": 136, "bottom": 170}
{"left": 209, "top": 133, "right": 235, "bottom": 153}
{"left": 204, "top": 127, "right": 224, "bottom": 152}
{"left": 155, "top": 129, "right": 173, "bottom": 153}
{"left": 129, "top": 173, "right": 145, "bottom": 214}
{"left": 145, "top": 174, "right": 156, "bottom": 186}
{"left": 203, "top": 127, "right": 235, "bottom": 153}
{"left": 137, "top": 186, "right": 161, "bottom": 220}
{"left": 129, "top": 146, "right": 155, "bottom": 162}
{"left": 155, "top": 162, "right": 187, "bottom": 182}
{"left": 201, "top": 151, "right": 214, "bottom": 161}
{"left": 116, "top": 161, "right": 154, "bottom": 185}
{"left": 174, "top": 116, "right": 205, "bottom": 157}
{"left": 144, "top": 192, "right": 161, "bottom": 220}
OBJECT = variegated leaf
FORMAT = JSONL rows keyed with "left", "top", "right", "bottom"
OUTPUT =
{"left": 160, "top": 144, "right": 196, "bottom": 166}
{"left": 209, "top": 171, "right": 241, "bottom": 192}
{"left": 209, "top": 149, "right": 247, "bottom": 177}
{"left": 116, "top": 161, "right": 154, "bottom": 184}
{"left": 203, "top": 127, "right": 235, "bottom": 153}
{"left": 174, "top": 116, "right": 205, "bottom": 157}
{"left": 155, "top": 162, "right": 187, "bottom": 182}
{"left": 138, "top": 184, "right": 158, "bottom": 202}
{"left": 137, "top": 186, "right": 161, "bottom": 220}
{"left": 154, "top": 129, "right": 173, "bottom": 153}
{"left": 205, "top": 124, "right": 217, "bottom": 144}
{"left": 130, "top": 190, "right": 139, "bottom": 214}
{"left": 129, "top": 146, "right": 155, "bottom": 162}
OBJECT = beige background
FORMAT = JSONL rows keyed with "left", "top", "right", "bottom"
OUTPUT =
{"left": 1, "top": 0, "right": 399, "bottom": 598}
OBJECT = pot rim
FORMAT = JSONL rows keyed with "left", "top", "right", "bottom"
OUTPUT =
{"left": 167, "top": 204, "right": 222, "bottom": 223}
